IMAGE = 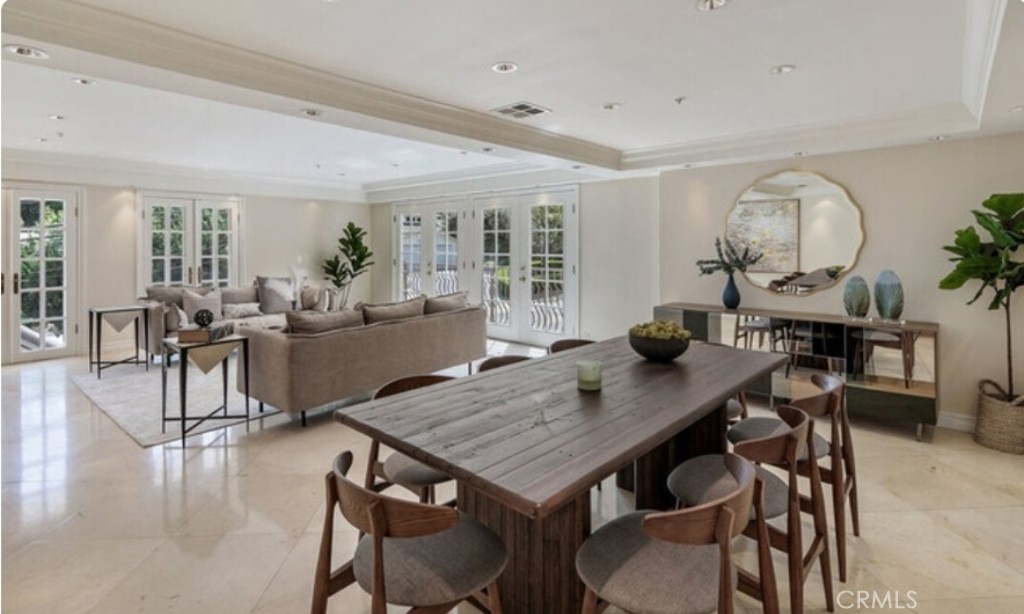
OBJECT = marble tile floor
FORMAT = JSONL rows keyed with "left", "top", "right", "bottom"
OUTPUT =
{"left": 2, "top": 346, "right": 1023, "bottom": 613}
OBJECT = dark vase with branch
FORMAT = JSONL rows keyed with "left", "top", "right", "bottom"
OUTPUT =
{"left": 696, "top": 237, "right": 763, "bottom": 309}
{"left": 322, "top": 222, "right": 375, "bottom": 310}
{"left": 939, "top": 193, "right": 1024, "bottom": 453}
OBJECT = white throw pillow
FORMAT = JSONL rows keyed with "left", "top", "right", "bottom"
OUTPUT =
{"left": 223, "top": 302, "right": 262, "bottom": 319}
{"left": 183, "top": 288, "right": 223, "bottom": 322}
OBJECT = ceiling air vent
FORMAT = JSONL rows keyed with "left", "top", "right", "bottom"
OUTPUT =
{"left": 492, "top": 101, "right": 551, "bottom": 120}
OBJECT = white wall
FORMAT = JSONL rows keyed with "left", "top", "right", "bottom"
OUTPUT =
{"left": 659, "top": 132, "right": 1024, "bottom": 423}
{"left": 579, "top": 177, "right": 661, "bottom": 340}
{"left": 368, "top": 203, "right": 394, "bottom": 303}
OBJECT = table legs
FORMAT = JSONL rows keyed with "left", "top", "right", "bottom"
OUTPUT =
{"left": 458, "top": 483, "right": 589, "bottom": 614}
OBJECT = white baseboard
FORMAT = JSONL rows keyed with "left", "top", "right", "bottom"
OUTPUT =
{"left": 937, "top": 412, "right": 976, "bottom": 433}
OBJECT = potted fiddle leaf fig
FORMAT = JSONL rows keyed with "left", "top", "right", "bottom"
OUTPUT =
{"left": 939, "top": 193, "right": 1024, "bottom": 453}
{"left": 322, "top": 221, "right": 374, "bottom": 309}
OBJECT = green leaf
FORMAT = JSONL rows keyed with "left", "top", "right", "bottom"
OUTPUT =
{"left": 982, "top": 193, "right": 1024, "bottom": 220}
{"left": 938, "top": 269, "right": 969, "bottom": 290}
{"left": 973, "top": 211, "right": 1015, "bottom": 248}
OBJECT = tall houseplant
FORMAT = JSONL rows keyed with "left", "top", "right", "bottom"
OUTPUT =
{"left": 696, "top": 237, "right": 763, "bottom": 309}
{"left": 939, "top": 193, "right": 1024, "bottom": 453}
{"left": 322, "top": 221, "right": 375, "bottom": 309}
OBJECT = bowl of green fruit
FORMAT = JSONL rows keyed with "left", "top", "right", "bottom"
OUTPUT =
{"left": 628, "top": 320, "right": 692, "bottom": 363}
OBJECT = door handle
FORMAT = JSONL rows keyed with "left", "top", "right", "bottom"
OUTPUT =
{"left": 1, "top": 273, "right": 4, "bottom": 295}
{"left": 519, "top": 275, "right": 527, "bottom": 283}
{"left": 13, "top": 272, "right": 19, "bottom": 294}
{"left": 188, "top": 266, "right": 193, "bottom": 284}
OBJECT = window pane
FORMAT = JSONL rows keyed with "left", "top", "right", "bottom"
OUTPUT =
{"left": 201, "top": 258, "right": 213, "bottom": 282}
{"left": 483, "top": 210, "right": 494, "bottom": 231}
{"left": 20, "top": 200, "right": 41, "bottom": 228}
{"left": 152, "top": 232, "right": 166, "bottom": 256}
{"left": 532, "top": 231, "right": 545, "bottom": 254}
{"left": 217, "top": 208, "right": 230, "bottom": 231}
{"left": 170, "top": 258, "right": 183, "bottom": 283}
{"left": 46, "top": 320, "right": 65, "bottom": 347}
{"left": 21, "top": 291, "right": 40, "bottom": 321}
{"left": 152, "top": 205, "right": 165, "bottom": 231}
{"left": 152, "top": 258, "right": 165, "bottom": 282}
{"left": 170, "top": 207, "right": 184, "bottom": 231}
{"left": 484, "top": 233, "right": 495, "bottom": 253}
{"left": 21, "top": 230, "right": 40, "bottom": 259}
{"left": 497, "top": 231, "right": 510, "bottom": 253}
{"left": 218, "top": 258, "right": 229, "bottom": 281}
{"left": 170, "top": 232, "right": 184, "bottom": 256}
{"left": 20, "top": 321, "right": 41, "bottom": 352}
{"left": 45, "top": 261, "right": 64, "bottom": 288}
{"left": 44, "top": 200, "right": 65, "bottom": 226}
{"left": 45, "top": 290, "right": 64, "bottom": 318}
{"left": 201, "top": 232, "right": 213, "bottom": 256}
{"left": 201, "top": 208, "right": 213, "bottom": 231}
{"left": 532, "top": 206, "right": 545, "bottom": 229}
{"left": 21, "top": 260, "right": 39, "bottom": 289}
{"left": 45, "top": 230, "right": 64, "bottom": 258}
{"left": 549, "top": 231, "right": 563, "bottom": 255}
{"left": 218, "top": 234, "right": 230, "bottom": 256}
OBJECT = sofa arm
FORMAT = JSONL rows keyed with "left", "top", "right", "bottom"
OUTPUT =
{"left": 136, "top": 300, "right": 167, "bottom": 357}
{"left": 236, "top": 327, "right": 293, "bottom": 411}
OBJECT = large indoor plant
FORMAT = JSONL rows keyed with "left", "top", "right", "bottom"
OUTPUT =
{"left": 696, "top": 237, "right": 763, "bottom": 309}
{"left": 939, "top": 193, "right": 1024, "bottom": 453}
{"left": 322, "top": 221, "right": 375, "bottom": 309}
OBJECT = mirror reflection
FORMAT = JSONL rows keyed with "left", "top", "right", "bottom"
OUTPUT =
{"left": 726, "top": 170, "right": 864, "bottom": 294}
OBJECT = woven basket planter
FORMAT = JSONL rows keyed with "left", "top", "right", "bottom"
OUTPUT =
{"left": 975, "top": 380, "right": 1024, "bottom": 454}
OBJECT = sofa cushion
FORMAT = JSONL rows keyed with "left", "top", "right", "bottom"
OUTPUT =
{"left": 146, "top": 285, "right": 210, "bottom": 308}
{"left": 223, "top": 302, "right": 262, "bottom": 319}
{"left": 183, "top": 288, "right": 223, "bottom": 322}
{"left": 256, "top": 276, "right": 293, "bottom": 314}
{"left": 165, "top": 304, "right": 189, "bottom": 332}
{"left": 286, "top": 309, "right": 364, "bottom": 334}
{"left": 221, "top": 286, "right": 259, "bottom": 304}
{"left": 300, "top": 285, "right": 328, "bottom": 311}
{"left": 358, "top": 296, "right": 426, "bottom": 324}
{"left": 425, "top": 291, "right": 469, "bottom": 314}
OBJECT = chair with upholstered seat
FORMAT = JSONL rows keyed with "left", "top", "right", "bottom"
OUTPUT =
{"left": 729, "top": 373, "right": 858, "bottom": 582}
{"left": 312, "top": 451, "right": 507, "bottom": 614}
{"left": 477, "top": 354, "right": 532, "bottom": 372}
{"left": 548, "top": 338, "right": 594, "bottom": 354}
{"left": 365, "top": 375, "right": 454, "bottom": 504}
{"left": 670, "top": 405, "right": 834, "bottom": 614}
{"left": 576, "top": 452, "right": 759, "bottom": 614}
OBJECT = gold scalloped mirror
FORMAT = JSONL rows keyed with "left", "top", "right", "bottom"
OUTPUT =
{"left": 726, "top": 170, "right": 864, "bottom": 295}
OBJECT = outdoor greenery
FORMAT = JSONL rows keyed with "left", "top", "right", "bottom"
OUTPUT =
{"left": 696, "top": 237, "right": 763, "bottom": 276}
{"left": 322, "top": 221, "right": 374, "bottom": 308}
{"left": 939, "top": 193, "right": 1024, "bottom": 399}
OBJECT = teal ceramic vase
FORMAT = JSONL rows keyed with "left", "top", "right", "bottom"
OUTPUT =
{"left": 723, "top": 273, "right": 741, "bottom": 309}
{"left": 874, "top": 269, "right": 904, "bottom": 320}
{"left": 843, "top": 276, "right": 870, "bottom": 317}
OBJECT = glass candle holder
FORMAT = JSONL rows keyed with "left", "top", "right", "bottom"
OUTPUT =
{"left": 577, "top": 360, "right": 602, "bottom": 392}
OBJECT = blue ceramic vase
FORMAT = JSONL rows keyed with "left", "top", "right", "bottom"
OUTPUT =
{"left": 874, "top": 269, "right": 904, "bottom": 320}
{"left": 723, "top": 273, "right": 741, "bottom": 309}
{"left": 842, "top": 276, "right": 870, "bottom": 318}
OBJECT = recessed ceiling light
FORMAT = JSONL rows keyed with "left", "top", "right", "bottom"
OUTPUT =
{"left": 696, "top": 0, "right": 729, "bottom": 11}
{"left": 674, "top": 97, "right": 688, "bottom": 105}
{"left": 930, "top": 135, "right": 949, "bottom": 142}
{"left": 299, "top": 108, "right": 322, "bottom": 117}
{"left": 48, "top": 114, "right": 65, "bottom": 121}
{"left": 36, "top": 137, "right": 49, "bottom": 143}
{"left": 459, "top": 151, "right": 468, "bottom": 155}
{"left": 769, "top": 64, "right": 796, "bottom": 75}
{"left": 4, "top": 44, "right": 49, "bottom": 59}
{"left": 391, "top": 163, "right": 400, "bottom": 168}
{"left": 793, "top": 151, "right": 808, "bottom": 157}
{"left": 337, "top": 172, "right": 346, "bottom": 177}
{"left": 603, "top": 102, "right": 623, "bottom": 111}
{"left": 572, "top": 165, "right": 583, "bottom": 170}
{"left": 72, "top": 77, "right": 96, "bottom": 85}
{"left": 683, "top": 163, "right": 694, "bottom": 169}
{"left": 491, "top": 62, "right": 518, "bottom": 74}
{"left": 482, "top": 147, "right": 494, "bottom": 153}
{"left": 1010, "top": 105, "right": 1024, "bottom": 113}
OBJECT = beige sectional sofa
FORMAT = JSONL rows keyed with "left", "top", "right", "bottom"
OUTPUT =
{"left": 236, "top": 303, "right": 487, "bottom": 424}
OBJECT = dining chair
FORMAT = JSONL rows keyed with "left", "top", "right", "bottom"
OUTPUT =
{"left": 729, "top": 373, "right": 858, "bottom": 582}
{"left": 670, "top": 405, "right": 834, "bottom": 614}
{"left": 576, "top": 452, "right": 758, "bottom": 614}
{"left": 365, "top": 375, "right": 454, "bottom": 504}
{"left": 477, "top": 354, "right": 532, "bottom": 372}
{"left": 852, "top": 329, "right": 915, "bottom": 388}
{"left": 548, "top": 338, "right": 594, "bottom": 354}
{"left": 312, "top": 451, "right": 507, "bottom": 614}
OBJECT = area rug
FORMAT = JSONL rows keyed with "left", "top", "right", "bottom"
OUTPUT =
{"left": 72, "top": 357, "right": 281, "bottom": 447}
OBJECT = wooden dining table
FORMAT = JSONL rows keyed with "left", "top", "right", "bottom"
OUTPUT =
{"left": 333, "top": 337, "right": 787, "bottom": 614}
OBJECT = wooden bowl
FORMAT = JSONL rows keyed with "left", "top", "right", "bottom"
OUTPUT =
{"left": 628, "top": 334, "right": 689, "bottom": 363}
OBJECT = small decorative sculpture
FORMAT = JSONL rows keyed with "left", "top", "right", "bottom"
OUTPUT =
{"left": 874, "top": 270, "right": 904, "bottom": 320}
{"left": 193, "top": 309, "right": 214, "bottom": 329}
{"left": 843, "top": 276, "right": 870, "bottom": 318}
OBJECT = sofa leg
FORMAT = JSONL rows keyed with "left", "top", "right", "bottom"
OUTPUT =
{"left": 258, "top": 401, "right": 264, "bottom": 414}
{"left": 301, "top": 411, "right": 307, "bottom": 427}
{"left": 468, "top": 361, "right": 473, "bottom": 375}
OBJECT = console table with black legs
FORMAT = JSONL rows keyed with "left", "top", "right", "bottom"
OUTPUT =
{"left": 88, "top": 306, "right": 149, "bottom": 379}
{"left": 161, "top": 334, "right": 250, "bottom": 448}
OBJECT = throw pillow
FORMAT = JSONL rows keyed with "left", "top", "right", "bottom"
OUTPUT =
{"left": 286, "top": 309, "right": 364, "bottom": 334}
{"left": 358, "top": 295, "right": 426, "bottom": 324}
{"left": 221, "top": 285, "right": 259, "bottom": 305}
{"left": 164, "top": 304, "right": 189, "bottom": 332}
{"left": 146, "top": 285, "right": 210, "bottom": 307}
{"left": 183, "top": 288, "right": 223, "bottom": 322}
{"left": 222, "top": 302, "right": 262, "bottom": 319}
{"left": 256, "top": 276, "right": 293, "bottom": 314}
{"left": 425, "top": 291, "right": 469, "bottom": 314}
{"left": 300, "top": 285, "right": 328, "bottom": 311}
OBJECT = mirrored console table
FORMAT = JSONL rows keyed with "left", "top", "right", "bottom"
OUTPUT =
{"left": 653, "top": 302, "right": 940, "bottom": 439}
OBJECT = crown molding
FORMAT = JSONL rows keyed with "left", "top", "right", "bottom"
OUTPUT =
{"left": 1, "top": 0, "right": 621, "bottom": 170}
{"left": 962, "top": 0, "right": 1008, "bottom": 118}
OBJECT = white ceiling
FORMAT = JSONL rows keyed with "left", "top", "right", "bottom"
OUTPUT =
{"left": 2, "top": 0, "right": 1023, "bottom": 196}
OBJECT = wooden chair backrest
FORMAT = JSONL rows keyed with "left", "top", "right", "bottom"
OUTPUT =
{"left": 733, "top": 405, "right": 810, "bottom": 466}
{"left": 478, "top": 355, "right": 532, "bottom": 372}
{"left": 811, "top": 373, "right": 855, "bottom": 474}
{"left": 642, "top": 453, "right": 756, "bottom": 545}
{"left": 548, "top": 338, "right": 595, "bottom": 354}
{"left": 331, "top": 451, "right": 458, "bottom": 538}
{"left": 373, "top": 374, "right": 455, "bottom": 400}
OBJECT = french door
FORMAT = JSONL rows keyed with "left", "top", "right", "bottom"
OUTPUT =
{"left": 139, "top": 193, "right": 240, "bottom": 290}
{"left": 395, "top": 202, "right": 466, "bottom": 300}
{"left": 2, "top": 186, "right": 81, "bottom": 363}
{"left": 474, "top": 189, "right": 578, "bottom": 346}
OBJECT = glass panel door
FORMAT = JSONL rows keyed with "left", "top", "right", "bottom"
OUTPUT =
{"left": 398, "top": 212, "right": 423, "bottom": 300}
{"left": 4, "top": 187, "right": 80, "bottom": 362}
{"left": 196, "top": 200, "right": 238, "bottom": 287}
{"left": 395, "top": 204, "right": 466, "bottom": 301}
{"left": 433, "top": 210, "right": 460, "bottom": 295}
{"left": 480, "top": 203, "right": 515, "bottom": 338}
{"left": 146, "top": 198, "right": 190, "bottom": 286}
{"left": 140, "top": 194, "right": 239, "bottom": 290}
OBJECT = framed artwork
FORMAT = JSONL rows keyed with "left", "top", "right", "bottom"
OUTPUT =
{"left": 726, "top": 199, "right": 800, "bottom": 273}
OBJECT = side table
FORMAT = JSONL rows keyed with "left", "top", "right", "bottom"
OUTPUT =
{"left": 161, "top": 334, "right": 250, "bottom": 448}
{"left": 88, "top": 306, "right": 150, "bottom": 379}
